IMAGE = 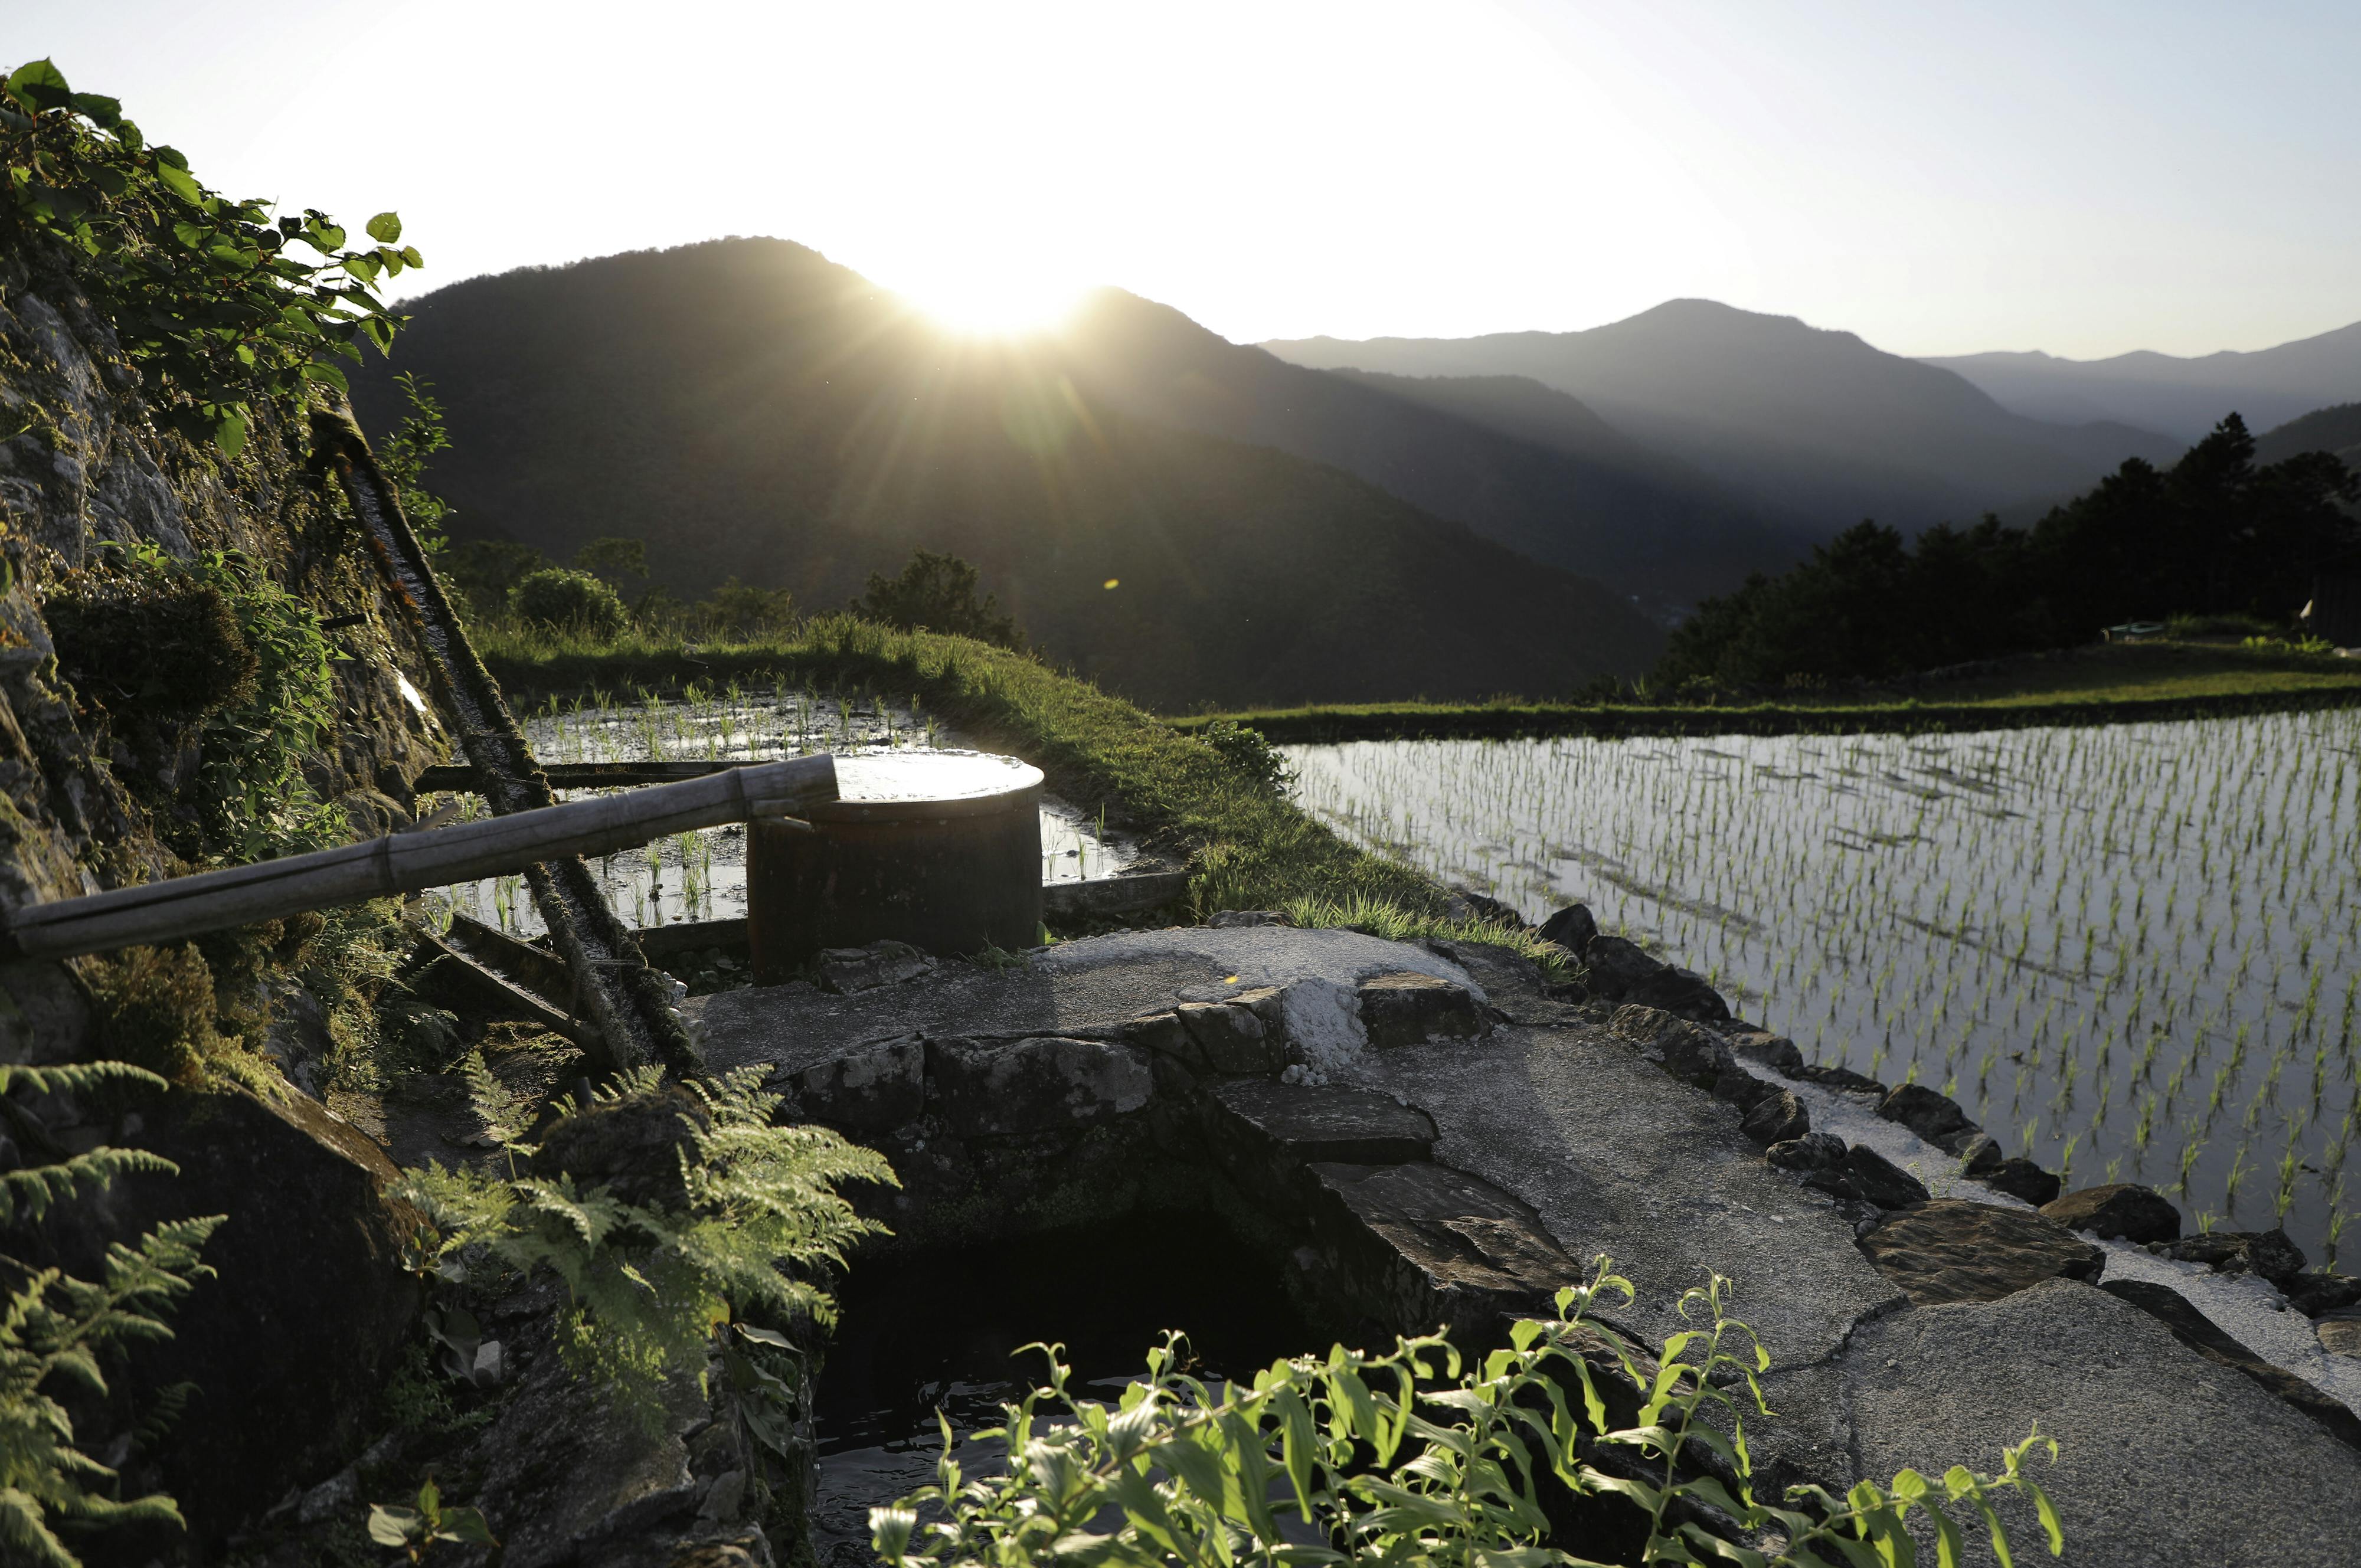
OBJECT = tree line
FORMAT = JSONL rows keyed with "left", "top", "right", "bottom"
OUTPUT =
{"left": 1656, "top": 415, "right": 2359, "bottom": 686}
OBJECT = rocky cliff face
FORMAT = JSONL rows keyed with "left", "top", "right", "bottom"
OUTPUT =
{"left": 0, "top": 235, "right": 446, "bottom": 1554}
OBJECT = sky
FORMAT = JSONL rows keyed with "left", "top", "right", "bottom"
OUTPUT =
{"left": 14, "top": 0, "right": 2360, "bottom": 358}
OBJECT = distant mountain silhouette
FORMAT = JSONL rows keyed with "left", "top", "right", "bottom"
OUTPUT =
{"left": 1924, "top": 322, "right": 2361, "bottom": 442}
{"left": 352, "top": 238, "right": 1663, "bottom": 709}
{"left": 1055, "top": 292, "right": 1808, "bottom": 604}
{"left": 1263, "top": 300, "right": 2185, "bottom": 538}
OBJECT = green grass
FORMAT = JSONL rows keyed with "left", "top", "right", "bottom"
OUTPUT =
{"left": 1171, "top": 641, "right": 2361, "bottom": 743}
{"left": 476, "top": 615, "right": 1548, "bottom": 950}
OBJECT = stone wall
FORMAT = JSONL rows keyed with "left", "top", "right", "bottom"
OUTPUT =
{"left": 0, "top": 235, "right": 447, "bottom": 1554}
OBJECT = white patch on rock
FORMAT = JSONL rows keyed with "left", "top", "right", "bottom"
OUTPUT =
{"left": 1280, "top": 977, "right": 1365, "bottom": 1075}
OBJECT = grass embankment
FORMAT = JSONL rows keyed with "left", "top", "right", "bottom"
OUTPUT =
{"left": 476, "top": 616, "right": 1565, "bottom": 964}
{"left": 1170, "top": 641, "right": 2361, "bottom": 744}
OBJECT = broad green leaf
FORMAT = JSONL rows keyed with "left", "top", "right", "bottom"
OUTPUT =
{"left": 6, "top": 58, "right": 72, "bottom": 111}
{"left": 367, "top": 1504, "right": 423, "bottom": 1547}
{"left": 70, "top": 91, "right": 122, "bottom": 125}
{"left": 435, "top": 1505, "right": 498, "bottom": 1546}
{"left": 154, "top": 159, "right": 201, "bottom": 202}
{"left": 366, "top": 210, "right": 403, "bottom": 243}
{"left": 2028, "top": 1482, "right": 2064, "bottom": 1555}
{"left": 211, "top": 407, "right": 247, "bottom": 459}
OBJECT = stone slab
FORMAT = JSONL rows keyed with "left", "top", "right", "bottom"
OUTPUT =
{"left": 1756, "top": 1280, "right": 2361, "bottom": 1568}
{"left": 1326, "top": 1026, "right": 1904, "bottom": 1369}
{"left": 1208, "top": 1080, "right": 1439, "bottom": 1166}
{"left": 694, "top": 926, "right": 1484, "bottom": 1080}
{"left": 1860, "top": 1198, "right": 2104, "bottom": 1305}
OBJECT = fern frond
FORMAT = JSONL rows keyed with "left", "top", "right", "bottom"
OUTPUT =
{"left": 0, "top": 1146, "right": 179, "bottom": 1227}
{"left": 0, "top": 1061, "right": 171, "bottom": 1100}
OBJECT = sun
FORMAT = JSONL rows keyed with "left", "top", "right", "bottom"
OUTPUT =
{"left": 889, "top": 257, "right": 1087, "bottom": 338}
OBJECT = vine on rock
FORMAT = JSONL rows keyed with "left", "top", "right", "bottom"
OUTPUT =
{"left": 1, "top": 57, "right": 418, "bottom": 454}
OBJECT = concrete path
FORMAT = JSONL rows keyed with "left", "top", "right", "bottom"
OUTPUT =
{"left": 693, "top": 925, "right": 2360, "bottom": 1568}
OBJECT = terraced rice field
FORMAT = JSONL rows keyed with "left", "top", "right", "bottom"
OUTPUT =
{"left": 424, "top": 682, "right": 1127, "bottom": 938}
{"left": 1284, "top": 709, "right": 2361, "bottom": 1262}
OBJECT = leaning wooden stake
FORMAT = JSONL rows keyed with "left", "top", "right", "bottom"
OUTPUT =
{"left": 309, "top": 408, "right": 707, "bottom": 1078}
{"left": 0, "top": 757, "right": 836, "bottom": 963}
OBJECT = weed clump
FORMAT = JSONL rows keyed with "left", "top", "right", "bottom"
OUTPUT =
{"left": 81, "top": 944, "right": 222, "bottom": 1088}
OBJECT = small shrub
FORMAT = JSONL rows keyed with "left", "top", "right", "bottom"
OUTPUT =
{"left": 851, "top": 550, "right": 1023, "bottom": 649}
{"left": 511, "top": 567, "right": 628, "bottom": 639}
{"left": 1198, "top": 719, "right": 1292, "bottom": 793}
{"left": 692, "top": 577, "right": 797, "bottom": 641}
{"left": 873, "top": 1261, "right": 2062, "bottom": 1568}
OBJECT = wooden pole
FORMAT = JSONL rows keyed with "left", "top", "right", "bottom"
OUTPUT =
{"left": 1, "top": 757, "right": 836, "bottom": 963}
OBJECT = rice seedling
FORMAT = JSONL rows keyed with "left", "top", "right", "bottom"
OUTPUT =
{"left": 1284, "top": 706, "right": 2361, "bottom": 1255}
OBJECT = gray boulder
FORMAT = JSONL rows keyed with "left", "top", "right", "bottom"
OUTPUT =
{"left": 1979, "top": 1156, "right": 2062, "bottom": 1206}
{"left": 1739, "top": 1089, "right": 1810, "bottom": 1146}
{"left": 1876, "top": 1083, "right": 1973, "bottom": 1144}
{"left": 1728, "top": 1030, "right": 1805, "bottom": 1075}
{"left": 1767, "top": 1132, "right": 1846, "bottom": 1171}
{"left": 1804, "top": 1145, "right": 1930, "bottom": 1210}
{"left": 1177, "top": 996, "right": 1284, "bottom": 1074}
{"left": 1536, "top": 903, "right": 1598, "bottom": 952}
{"left": 2287, "top": 1272, "right": 2361, "bottom": 1317}
{"left": 2147, "top": 1227, "right": 2306, "bottom": 1288}
{"left": 1356, "top": 971, "right": 1486, "bottom": 1048}
{"left": 2042, "top": 1183, "right": 2180, "bottom": 1243}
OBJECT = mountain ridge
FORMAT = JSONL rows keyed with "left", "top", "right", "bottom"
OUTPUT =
{"left": 352, "top": 237, "right": 1665, "bottom": 710}
{"left": 1922, "top": 320, "right": 2361, "bottom": 440}
{"left": 1264, "top": 300, "right": 2187, "bottom": 538}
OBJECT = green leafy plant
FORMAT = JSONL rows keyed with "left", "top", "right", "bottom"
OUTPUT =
{"left": 0, "top": 1063, "right": 222, "bottom": 1568}
{"left": 510, "top": 567, "right": 629, "bottom": 640}
{"left": 871, "top": 1260, "right": 2060, "bottom": 1568}
{"left": 395, "top": 1066, "right": 895, "bottom": 1419}
{"left": 365, "top": 1477, "right": 496, "bottom": 1562}
{"left": 2, "top": 58, "right": 418, "bottom": 455}
{"left": 378, "top": 372, "right": 455, "bottom": 558}
{"left": 852, "top": 550, "right": 1024, "bottom": 650}
{"left": 45, "top": 538, "right": 342, "bottom": 860}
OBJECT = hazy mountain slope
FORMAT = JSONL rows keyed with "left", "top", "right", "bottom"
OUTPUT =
{"left": 1056, "top": 292, "right": 1807, "bottom": 601}
{"left": 1263, "top": 300, "right": 2185, "bottom": 536}
{"left": 2251, "top": 402, "right": 2361, "bottom": 470}
{"left": 352, "top": 238, "right": 1662, "bottom": 709}
{"left": 1925, "top": 322, "right": 2361, "bottom": 441}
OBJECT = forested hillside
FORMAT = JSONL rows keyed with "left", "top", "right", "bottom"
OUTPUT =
{"left": 352, "top": 238, "right": 1663, "bottom": 709}
{"left": 1054, "top": 292, "right": 1806, "bottom": 603}
{"left": 1656, "top": 416, "right": 2360, "bottom": 685}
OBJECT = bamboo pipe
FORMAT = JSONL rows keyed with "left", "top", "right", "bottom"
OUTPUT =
{"left": 1, "top": 756, "right": 837, "bottom": 963}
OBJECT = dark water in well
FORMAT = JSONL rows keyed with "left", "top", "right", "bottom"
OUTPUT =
{"left": 809, "top": 1216, "right": 1314, "bottom": 1566}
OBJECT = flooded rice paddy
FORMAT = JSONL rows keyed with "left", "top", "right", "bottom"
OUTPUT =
{"left": 424, "top": 684, "right": 1129, "bottom": 941}
{"left": 1284, "top": 709, "right": 2361, "bottom": 1262}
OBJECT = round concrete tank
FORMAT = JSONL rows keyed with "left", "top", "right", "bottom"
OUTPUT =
{"left": 745, "top": 750, "right": 1044, "bottom": 983}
